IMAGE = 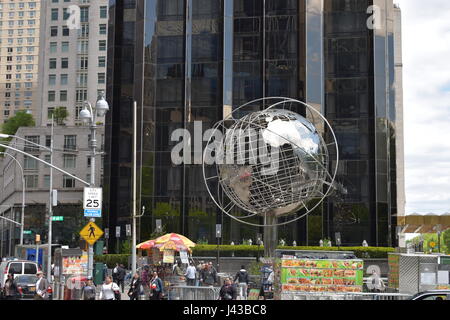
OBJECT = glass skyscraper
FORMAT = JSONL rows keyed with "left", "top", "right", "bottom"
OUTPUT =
{"left": 104, "top": 0, "right": 402, "bottom": 250}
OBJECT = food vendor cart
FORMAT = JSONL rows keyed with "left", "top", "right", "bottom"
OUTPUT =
{"left": 53, "top": 248, "right": 88, "bottom": 300}
{"left": 273, "top": 250, "right": 364, "bottom": 300}
{"left": 388, "top": 253, "right": 450, "bottom": 294}
{"left": 137, "top": 233, "right": 196, "bottom": 297}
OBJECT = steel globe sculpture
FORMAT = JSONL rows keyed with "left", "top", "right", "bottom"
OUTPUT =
{"left": 203, "top": 97, "right": 339, "bottom": 230}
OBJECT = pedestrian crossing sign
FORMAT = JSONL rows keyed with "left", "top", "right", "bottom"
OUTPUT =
{"left": 80, "top": 221, "right": 104, "bottom": 245}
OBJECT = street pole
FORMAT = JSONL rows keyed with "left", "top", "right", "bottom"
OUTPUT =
{"left": 80, "top": 92, "right": 109, "bottom": 279}
{"left": 132, "top": 101, "right": 137, "bottom": 276}
{"left": 0, "top": 152, "right": 26, "bottom": 246}
{"left": 87, "top": 114, "right": 97, "bottom": 279}
{"left": 47, "top": 114, "right": 54, "bottom": 280}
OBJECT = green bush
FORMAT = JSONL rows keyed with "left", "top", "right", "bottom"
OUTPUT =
{"left": 95, "top": 246, "right": 395, "bottom": 266}
{"left": 95, "top": 254, "right": 129, "bottom": 268}
{"left": 192, "top": 245, "right": 394, "bottom": 259}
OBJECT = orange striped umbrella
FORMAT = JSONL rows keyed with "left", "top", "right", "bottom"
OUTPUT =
{"left": 136, "top": 239, "right": 156, "bottom": 250}
{"left": 154, "top": 233, "right": 196, "bottom": 252}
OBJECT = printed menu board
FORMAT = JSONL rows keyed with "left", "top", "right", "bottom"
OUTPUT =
{"left": 62, "top": 255, "right": 88, "bottom": 275}
{"left": 388, "top": 254, "right": 400, "bottom": 289}
{"left": 280, "top": 258, "right": 364, "bottom": 293}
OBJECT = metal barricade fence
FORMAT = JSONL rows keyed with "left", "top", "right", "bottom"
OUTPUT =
{"left": 168, "top": 286, "right": 220, "bottom": 300}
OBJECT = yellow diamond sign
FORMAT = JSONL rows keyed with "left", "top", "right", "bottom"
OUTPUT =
{"left": 80, "top": 222, "right": 104, "bottom": 245}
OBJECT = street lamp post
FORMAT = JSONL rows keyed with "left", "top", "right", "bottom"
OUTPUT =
{"left": 79, "top": 92, "right": 109, "bottom": 278}
{"left": 1, "top": 123, "right": 54, "bottom": 280}
{"left": 0, "top": 153, "right": 25, "bottom": 246}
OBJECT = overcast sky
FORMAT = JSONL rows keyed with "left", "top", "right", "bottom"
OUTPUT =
{"left": 396, "top": 0, "right": 450, "bottom": 214}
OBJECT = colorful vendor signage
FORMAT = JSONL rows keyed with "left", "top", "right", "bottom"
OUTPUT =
{"left": 280, "top": 258, "right": 364, "bottom": 293}
{"left": 163, "top": 249, "right": 175, "bottom": 264}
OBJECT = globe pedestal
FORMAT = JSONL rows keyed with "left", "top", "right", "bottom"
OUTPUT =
{"left": 263, "top": 213, "right": 278, "bottom": 258}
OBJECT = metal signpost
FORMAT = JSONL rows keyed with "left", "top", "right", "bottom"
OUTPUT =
{"left": 83, "top": 188, "right": 102, "bottom": 218}
{"left": 216, "top": 224, "right": 222, "bottom": 272}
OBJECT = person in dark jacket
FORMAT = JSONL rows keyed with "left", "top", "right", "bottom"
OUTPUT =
{"left": 219, "top": 278, "right": 237, "bottom": 300}
{"left": 140, "top": 265, "right": 150, "bottom": 299}
{"left": 3, "top": 273, "right": 18, "bottom": 300}
{"left": 81, "top": 277, "right": 96, "bottom": 300}
{"left": 201, "top": 264, "right": 217, "bottom": 286}
{"left": 128, "top": 273, "right": 142, "bottom": 300}
{"left": 150, "top": 271, "right": 164, "bottom": 300}
{"left": 234, "top": 265, "right": 249, "bottom": 299}
{"left": 117, "top": 264, "right": 126, "bottom": 293}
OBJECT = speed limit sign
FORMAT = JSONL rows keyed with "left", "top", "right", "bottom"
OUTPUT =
{"left": 83, "top": 187, "right": 102, "bottom": 217}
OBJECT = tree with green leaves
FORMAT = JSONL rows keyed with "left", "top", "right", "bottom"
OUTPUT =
{"left": 1, "top": 110, "right": 35, "bottom": 135}
{"left": 52, "top": 107, "right": 69, "bottom": 125}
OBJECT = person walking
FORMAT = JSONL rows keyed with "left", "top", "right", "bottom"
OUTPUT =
{"left": 128, "top": 273, "right": 142, "bottom": 300}
{"left": 150, "top": 271, "right": 164, "bottom": 300}
{"left": 201, "top": 264, "right": 217, "bottom": 286}
{"left": 117, "top": 264, "right": 126, "bottom": 293}
{"left": 140, "top": 265, "right": 150, "bottom": 299}
{"left": 99, "top": 276, "right": 120, "bottom": 300}
{"left": 34, "top": 271, "right": 50, "bottom": 300}
{"left": 3, "top": 273, "right": 19, "bottom": 300}
{"left": 112, "top": 263, "right": 119, "bottom": 284}
{"left": 185, "top": 262, "right": 197, "bottom": 286}
{"left": 219, "top": 278, "right": 237, "bottom": 300}
{"left": 234, "top": 265, "right": 249, "bottom": 300}
{"left": 173, "top": 261, "right": 184, "bottom": 277}
{"left": 81, "top": 277, "right": 97, "bottom": 301}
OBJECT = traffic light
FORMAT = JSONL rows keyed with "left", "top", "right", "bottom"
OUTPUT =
{"left": 35, "top": 234, "right": 41, "bottom": 243}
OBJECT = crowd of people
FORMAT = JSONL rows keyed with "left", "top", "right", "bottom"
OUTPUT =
{"left": 0, "top": 259, "right": 254, "bottom": 301}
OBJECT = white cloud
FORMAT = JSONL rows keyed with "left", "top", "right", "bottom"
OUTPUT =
{"left": 396, "top": 0, "right": 450, "bottom": 214}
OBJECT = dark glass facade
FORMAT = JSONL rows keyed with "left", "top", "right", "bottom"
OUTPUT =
{"left": 105, "top": 0, "right": 399, "bottom": 251}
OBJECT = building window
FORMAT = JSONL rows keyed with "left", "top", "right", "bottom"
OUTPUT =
{"left": 79, "top": 57, "right": 88, "bottom": 69}
{"left": 61, "top": 58, "right": 69, "bottom": 69}
{"left": 51, "top": 8, "right": 58, "bottom": 21}
{"left": 49, "top": 75, "right": 56, "bottom": 86}
{"left": 62, "top": 26, "right": 70, "bottom": 36}
{"left": 60, "top": 90, "right": 68, "bottom": 101}
{"left": 61, "top": 42, "right": 69, "bottom": 52}
{"left": 99, "top": 24, "right": 107, "bottom": 35}
{"left": 44, "top": 175, "right": 50, "bottom": 188}
{"left": 24, "top": 156, "right": 38, "bottom": 170}
{"left": 24, "top": 136, "right": 40, "bottom": 152}
{"left": 48, "top": 91, "right": 56, "bottom": 102}
{"left": 49, "top": 58, "right": 57, "bottom": 69}
{"left": 80, "top": 7, "right": 89, "bottom": 22}
{"left": 100, "top": 6, "right": 107, "bottom": 19}
{"left": 45, "top": 136, "right": 51, "bottom": 148}
{"left": 61, "top": 74, "right": 68, "bottom": 85}
{"left": 63, "top": 175, "right": 75, "bottom": 188}
{"left": 50, "top": 42, "right": 57, "bottom": 53}
{"left": 47, "top": 107, "right": 55, "bottom": 119}
{"left": 63, "top": 154, "right": 76, "bottom": 168}
{"left": 98, "top": 56, "right": 106, "bottom": 67}
{"left": 25, "top": 175, "right": 38, "bottom": 188}
{"left": 98, "top": 73, "right": 106, "bottom": 84}
{"left": 98, "top": 40, "right": 106, "bottom": 51}
{"left": 50, "top": 26, "right": 58, "bottom": 37}
{"left": 64, "top": 135, "right": 77, "bottom": 151}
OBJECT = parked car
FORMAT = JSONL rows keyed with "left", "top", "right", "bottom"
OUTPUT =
{"left": 0, "top": 260, "right": 39, "bottom": 287}
{"left": 15, "top": 275, "right": 53, "bottom": 300}
{"left": 15, "top": 275, "right": 38, "bottom": 300}
{"left": 410, "top": 290, "right": 450, "bottom": 300}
